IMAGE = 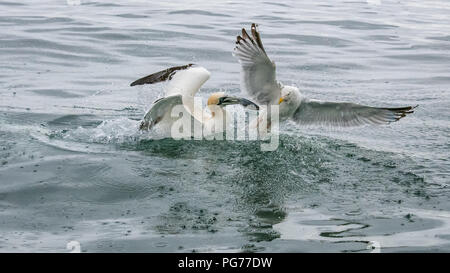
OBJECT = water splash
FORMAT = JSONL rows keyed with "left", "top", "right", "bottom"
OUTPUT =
{"left": 62, "top": 117, "right": 142, "bottom": 144}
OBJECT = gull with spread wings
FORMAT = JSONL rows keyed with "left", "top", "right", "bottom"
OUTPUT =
{"left": 234, "top": 23, "right": 416, "bottom": 128}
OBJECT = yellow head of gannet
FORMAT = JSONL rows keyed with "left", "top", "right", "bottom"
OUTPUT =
{"left": 207, "top": 92, "right": 259, "bottom": 118}
{"left": 208, "top": 92, "right": 259, "bottom": 109}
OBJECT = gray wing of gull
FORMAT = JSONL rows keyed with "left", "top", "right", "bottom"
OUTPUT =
{"left": 292, "top": 99, "right": 417, "bottom": 128}
{"left": 233, "top": 23, "right": 281, "bottom": 105}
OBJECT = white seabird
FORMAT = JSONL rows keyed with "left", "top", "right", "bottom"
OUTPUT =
{"left": 130, "top": 64, "right": 258, "bottom": 135}
{"left": 130, "top": 23, "right": 416, "bottom": 137}
{"left": 234, "top": 23, "right": 416, "bottom": 129}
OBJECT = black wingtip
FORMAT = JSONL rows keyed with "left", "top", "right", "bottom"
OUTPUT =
{"left": 235, "top": 23, "right": 266, "bottom": 55}
{"left": 384, "top": 105, "right": 418, "bottom": 122}
{"left": 130, "top": 63, "right": 194, "bottom": 87}
{"left": 130, "top": 80, "right": 140, "bottom": 87}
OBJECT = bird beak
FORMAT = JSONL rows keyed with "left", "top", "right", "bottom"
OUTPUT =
{"left": 217, "top": 96, "right": 259, "bottom": 110}
{"left": 278, "top": 97, "right": 284, "bottom": 104}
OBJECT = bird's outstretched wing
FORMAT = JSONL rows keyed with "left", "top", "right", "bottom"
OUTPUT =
{"left": 234, "top": 23, "right": 281, "bottom": 105}
{"left": 292, "top": 99, "right": 417, "bottom": 127}
{"left": 130, "top": 64, "right": 210, "bottom": 97}
{"left": 140, "top": 95, "right": 183, "bottom": 130}
{"left": 130, "top": 64, "right": 193, "bottom": 86}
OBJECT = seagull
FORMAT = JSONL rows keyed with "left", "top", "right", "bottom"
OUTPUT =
{"left": 234, "top": 23, "right": 416, "bottom": 129}
{"left": 130, "top": 64, "right": 259, "bottom": 135}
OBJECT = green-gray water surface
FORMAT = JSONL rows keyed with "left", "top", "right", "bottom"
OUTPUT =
{"left": 0, "top": 0, "right": 449, "bottom": 252}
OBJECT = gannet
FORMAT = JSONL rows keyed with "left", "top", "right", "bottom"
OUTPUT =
{"left": 234, "top": 23, "right": 416, "bottom": 129}
{"left": 130, "top": 64, "right": 259, "bottom": 136}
